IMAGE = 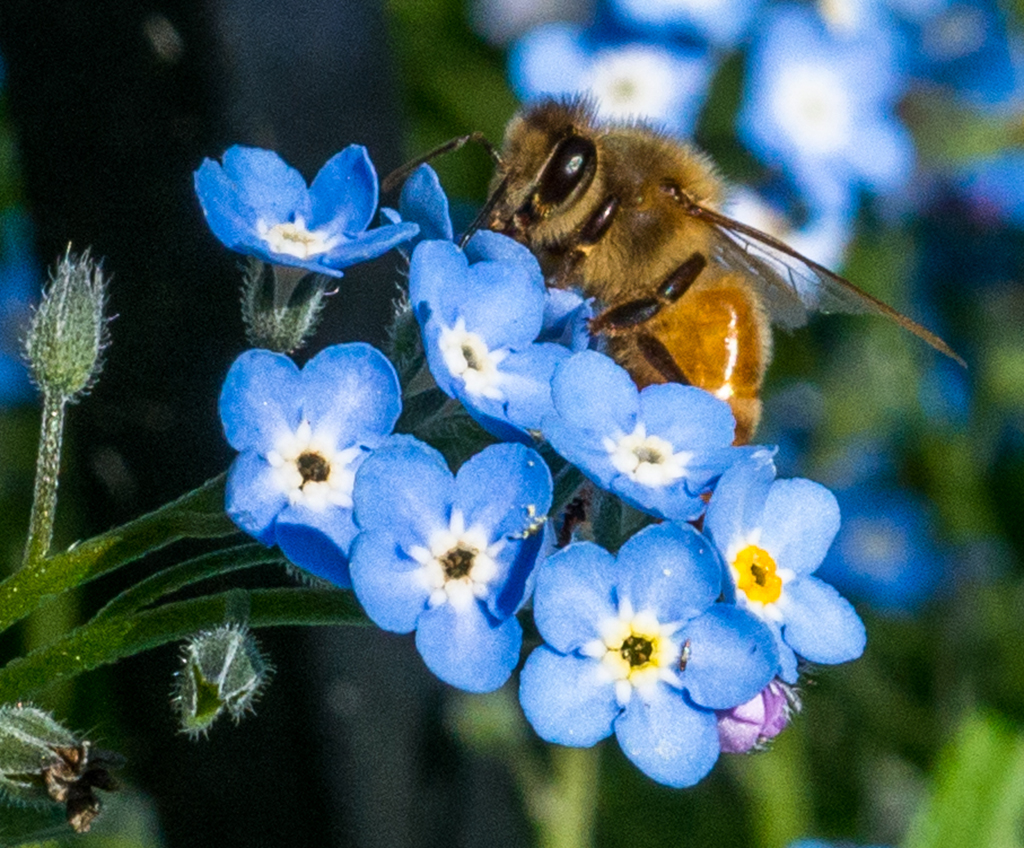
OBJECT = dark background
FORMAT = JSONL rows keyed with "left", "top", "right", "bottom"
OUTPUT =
{"left": 0, "top": 1, "right": 525, "bottom": 845}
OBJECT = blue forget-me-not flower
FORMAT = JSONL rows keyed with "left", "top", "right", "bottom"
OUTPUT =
{"left": 194, "top": 145, "right": 418, "bottom": 277}
{"left": 704, "top": 452, "right": 866, "bottom": 682}
{"left": 219, "top": 343, "right": 402, "bottom": 587}
{"left": 543, "top": 350, "right": 754, "bottom": 521}
{"left": 349, "top": 437, "right": 553, "bottom": 692}
{"left": 519, "top": 522, "right": 779, "bottom": 787}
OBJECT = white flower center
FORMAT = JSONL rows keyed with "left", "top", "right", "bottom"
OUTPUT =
{"left": 259, "top": 216, "right": 338, "bottom": 259}
{"left": 438, "top": 317, "right": 507, "bottom": 399}
{"left": 409, "top": 510, "right": 505, "bottom": 611}
{"left": 587, "top": 46, "right": 679, "bottom": 121}
{"left": 772, "top": 64, "right": 851, "bottom": 155}
{"left": 604, "top": 424, "right": 690, "bottom": 487}
{"left": 266, "top": 420, "right": 361, "bottom": 510}
{"left": 581, "top": 598, "right": 683, "bottom": 706}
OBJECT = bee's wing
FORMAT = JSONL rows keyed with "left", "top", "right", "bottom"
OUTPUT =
{"left": 687, "top": 204, "right": 965, "bottom": 366}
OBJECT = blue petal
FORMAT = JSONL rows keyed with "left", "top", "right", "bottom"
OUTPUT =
{"left": 415, "top": 601, "right": 522, "bottom": 693}
{"left": 194, "top": 158, "right": 261, "bottom": 254}
{"left": 639, "top": 383, "right": 737, "bottom": 449}
{"left": 519, "top": 647, "right": 619, "bottom": 745}
{"left": 704, "top": 453, "right": 777, "bottom": 561}
{"left": 225, "top": 452, "right": 288, "bottom": 544}
{"left": 549, "top": 351, "right": 638, "bottom": 437}
{"left": 782, "top": 576, "right": 866, "bottom": 665}
{"left": 309, "top": 145, "right": 378, "bottom": 235}
{"left": 400, "top": 164, "right": 453, "bottom": 243}
{"left": 301, "top": 343, "right": 401, "bottom": 447}
{"left": 759, "top": 479, "right": 841, "bottom": 576}
{"left": 275, "top": 519, "right": 353, "bottom": 588}
{"left": 610, "top": 474, "right": 710, "bottom": 523}
{"left": 458, "top": 255, "right": 546, "bottom": 350}
{"left": 220, "top": 146, "right": 310, "bottom": 224}
{"left": 532, "top": 542, "right": 618, "bottom": 653}
{"left": 614, "top": 684, "right": 720, "bottom": 788}
{"left": 323, "top": 221, "right": 419, "bottom": 268}
{"left": 352, "top": 435, "right": 454, "bottom": 549}
{"left": 219, "top": 349, "right": 302, "bottom": 453}
{"left": 678, "top": 605, "right": 778, "bottom": 709}
{"left": 484, "top": 344, "right": 570, "bottom": 431}
{"left": 455, "top": 443, "right": 553, "bottom": 540}
{"left": 463, "top": 230, "right": 537, "bottom": 266}
{"left": 409, "top": 239, "right": 467, "bottom": 315}
{"left": 617, "top": 524, "right": 720, "bottom": 623}
{"left": 348, "top": 530, "right": 431, "bottom": 633}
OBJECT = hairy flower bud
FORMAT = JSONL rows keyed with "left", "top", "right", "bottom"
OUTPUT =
{"left": 0, "top": 703, "right": 121, "bottom": 833}
{"left": 717, "top": 679, "right": 798, "bottom": 754}
{"left": 173, "top": 625, "right": 272, "bottom": 738}
{"left": 24, "top": 249, "right": 109, "bottom": 400}
{"left": 240, "top": 258, "right": 330, "bottom": 353}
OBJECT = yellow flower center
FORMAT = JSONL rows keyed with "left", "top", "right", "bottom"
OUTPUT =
{"left": 733, "top": 545, "right": 783, "bottom": 604}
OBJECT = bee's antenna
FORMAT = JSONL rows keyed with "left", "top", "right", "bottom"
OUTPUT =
{"left": 458, "top": 175, "right": 509, "bottom": 249}
{"left": 381, "top": 132, "right": 501, "bottom": 194}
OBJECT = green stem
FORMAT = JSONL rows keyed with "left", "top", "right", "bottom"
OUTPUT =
{"left": 22, "top": 389, "right": 66, "bottom": 568}
{"left": 0, "top": 587, "right": 368, "bottom": 703}
{"left": 0, "top": 474, "right": 237, "bottom": 634}
{"left": 526, "top": 745, "right": 601, "bottom": 848}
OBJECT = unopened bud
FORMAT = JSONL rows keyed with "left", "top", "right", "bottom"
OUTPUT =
{"left": 717, "top": 679, "right": 798, "bottom": 754}
{"left": 24, "top": 249, "right": 109, "bottom": 400}
{"left": 0, "top": 703, "right": 121, "bottom": 833}
{"left": 240, "top": 258, "right": 330, "bottom": 353}
{"left": 173, "top": 624, "right": 272, "bottom": 737}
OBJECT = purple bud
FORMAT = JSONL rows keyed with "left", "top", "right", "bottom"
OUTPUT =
{"left": 716, "top": 679, "right": 797, "bottom": 754}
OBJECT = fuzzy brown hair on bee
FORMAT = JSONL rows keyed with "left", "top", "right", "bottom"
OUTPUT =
{"left": 385, "top": 97, "right": 963, "bottom": 444}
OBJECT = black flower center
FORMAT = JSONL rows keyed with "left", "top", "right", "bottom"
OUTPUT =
{"left": 620, "top": 635, "right": 654, "bottom": 668}
{"left": 440, "top": 545, "right": 477, "bottom": 580}
{"left": 462, "top": 343, "right": 484, "bottom": 371}
{"left": 634, "top": 445, "right": 666, "bottom": 465}
{"left": 297, "top": 451, "right": 330, "bottom": 485}
{"left": 749, "top": 564, "right": 769, "bottom": 587}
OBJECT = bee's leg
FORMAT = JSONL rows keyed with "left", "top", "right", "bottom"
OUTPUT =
{"left": 635, "top": 332, "right": 690, "bottom": 385}
{"left": 589, "top": 252, "right": 707, "bottom": 333}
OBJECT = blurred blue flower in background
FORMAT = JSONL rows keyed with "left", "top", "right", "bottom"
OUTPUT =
{"left": 956, "top": 149, "right": 1024, "bottom": 226}
{"left": 194, "top": 145, "right": 418, "bottom": 277}
{"left": 0, "top": 210, "right": 37, "bottom": 405}
{"left": 908, "top": 0, "right": 1018, "bottom": 104}
{"left": 608, "top": 0, "right": 768, "bottom": 48}
{"left": 818, "top": 484, "right": 948, "bottom": 614}
{"left": 788, "top": 840, "right": 892, "bottom": 848}
{"left": 509, "top": 23, "right": 712, "bottom": 135}
{"left": 739, "top": 4, "right": 914, "bottom": 204}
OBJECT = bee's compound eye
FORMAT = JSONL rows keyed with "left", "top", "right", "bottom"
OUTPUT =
{"left": 537, "top": 135, "right": 596, "bottom": 207}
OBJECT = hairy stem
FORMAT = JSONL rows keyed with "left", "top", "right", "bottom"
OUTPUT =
{"left": 22, "top": 390, "right": 66, "bottom": 568}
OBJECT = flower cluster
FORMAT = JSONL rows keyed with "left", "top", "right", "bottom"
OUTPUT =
{"left": 197, "top": 143, "right": 865, "bottom": 788}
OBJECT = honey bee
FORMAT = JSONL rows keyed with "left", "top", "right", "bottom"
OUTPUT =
{"left": 389, "top": 98, "right": 963, "bottom": 443}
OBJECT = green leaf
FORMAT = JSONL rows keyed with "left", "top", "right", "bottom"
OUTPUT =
{"left": 0, "top": 588, "right": 367, "bottom": 703}
{"left": 0, "top": 475, "right": 237, "bottom": 634}
{"left": 903, "top": 711, "right": 1024, "bottom": 848}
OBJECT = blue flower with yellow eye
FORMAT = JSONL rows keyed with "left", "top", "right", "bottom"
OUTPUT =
{"left": 194, "top": 145, "right": 418, "bottom": 277}
{"left": 519, "top": 522, "right": 778, "bottom": 787}
{"left": 704, "top": 453, "right": 865, "bottom": 683}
